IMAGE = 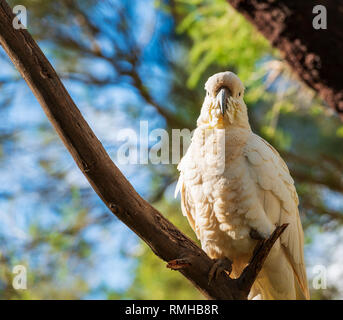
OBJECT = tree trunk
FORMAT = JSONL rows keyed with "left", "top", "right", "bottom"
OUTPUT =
{"left": 228, "top": 0, "right": 343, "bottom": 120}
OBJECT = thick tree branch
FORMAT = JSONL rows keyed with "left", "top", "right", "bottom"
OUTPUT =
{"left": 0, "top": 0, "right": 284, "bottom": 299}
{"left": 228, "top": 0, "right": 343, "bottom": 120}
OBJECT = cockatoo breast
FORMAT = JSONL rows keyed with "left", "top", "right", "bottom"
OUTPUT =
{"left": 183, "top": 126, "right": 263, "bottom": 262}
{"left": 177, "top": 71, "right": 309, "bottom": 299}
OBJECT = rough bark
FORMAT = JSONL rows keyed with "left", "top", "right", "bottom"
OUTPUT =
{"left": 0, "top": 0, "right": 285, "bottom": 299}
{"left": 228, "top": 0, "right": 343, "bottom": 120}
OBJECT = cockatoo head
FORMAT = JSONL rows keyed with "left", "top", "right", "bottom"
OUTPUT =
{"left": 198, "top": 71, "right": 248, "bottom": 127}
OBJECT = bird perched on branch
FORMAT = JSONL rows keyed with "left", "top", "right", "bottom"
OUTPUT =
{"left": 175, "top": 71, "right": 309, "bottom": 300}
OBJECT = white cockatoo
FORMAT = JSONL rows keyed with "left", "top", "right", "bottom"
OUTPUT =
{"left": 175, "top": 71, "right": 309, "bottom": 300}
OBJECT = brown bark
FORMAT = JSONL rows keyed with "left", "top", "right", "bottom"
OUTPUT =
{"left": 228, "top": 0, "right": 343, "bottom": 120}
{"left": 0, "top": 0, "right": 284, "bottom": 299}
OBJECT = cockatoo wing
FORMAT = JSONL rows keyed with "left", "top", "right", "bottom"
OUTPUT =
{"left": 176, "top": 132, "right": 309, "bottom": 299}
{"left": 175, "top": 144, "right": 201, "bottom": 239}
{"left": 244, "top": 133, "right": 309, "bottom": 299}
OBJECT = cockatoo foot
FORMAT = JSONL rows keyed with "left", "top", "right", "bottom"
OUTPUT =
{"left": 208, "top": 257, "right": 232, "bottom": 285}
{"left": 249, "top": 228, "right": 266, "bottom": 240}
{"left": 166, "top": 258, "right": 192, "bottom": 270}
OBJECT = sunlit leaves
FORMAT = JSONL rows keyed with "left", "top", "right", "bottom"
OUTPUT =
{"left": 175, "top": 0, "right": 270, "bottom": 87}
{"left": 336, "top": 126, "right": 343, "bottom": 138}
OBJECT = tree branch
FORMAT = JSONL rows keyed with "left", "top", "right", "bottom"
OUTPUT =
{"left": 227, "top": 0, "right": 343, "bottom": 121}
{"left": 237, "top": 224, "right": 288, "bottom": 296}
{"left": 0, "top": 0, "right": 284, "bottom": 299}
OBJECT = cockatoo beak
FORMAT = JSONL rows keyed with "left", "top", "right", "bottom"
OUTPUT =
{"left": 218, "top": 87, "right": 230, "bottom": 116}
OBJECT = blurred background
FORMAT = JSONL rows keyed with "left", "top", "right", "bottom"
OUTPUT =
{"left": 0, "top": 0, "right": 342, "bottom": 299}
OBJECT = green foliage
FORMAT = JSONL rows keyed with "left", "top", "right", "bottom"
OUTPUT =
{"left": 336, "top": 126, "right": 343, "bottom": 138}
{"left": 175, "top": 0, "right": 271, "bottom": 87}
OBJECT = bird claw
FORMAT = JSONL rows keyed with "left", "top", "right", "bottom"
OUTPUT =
{"left": 249, "top": 228, "right": 266, "bottom": 240}
{"left": 166, "top": 258, "right": 192, "bottom": 270}
{"left": 208, "top": 257, "right": 232, "bottom": 285}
